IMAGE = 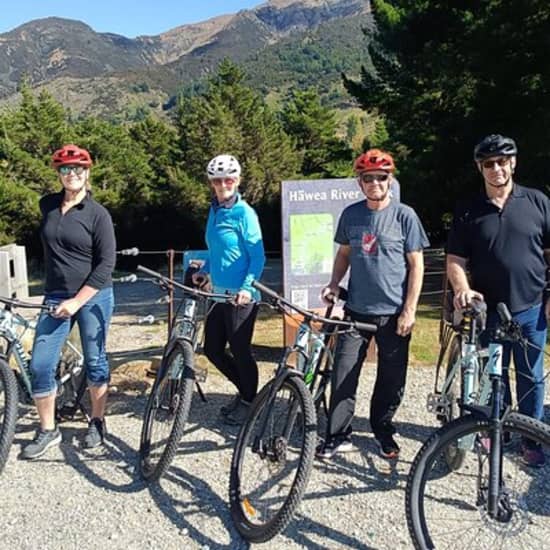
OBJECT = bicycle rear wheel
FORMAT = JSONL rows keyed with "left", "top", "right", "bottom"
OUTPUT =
{"left": 0, "top": 358, "right": 18, "bottom": 474}
{"left": 406, "top": 412, "right": 550, "bottom": 549}
{"left": 441, "top": 334, "right": 465, "bottom": 470}
{"left": 139, "top": 341, "right": 194, "bottom": 481}
{"left": 229, "top": 375, "right": 317, "bottom": 543}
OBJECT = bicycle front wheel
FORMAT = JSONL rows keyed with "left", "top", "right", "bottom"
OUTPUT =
{"left": 139, "top": 341, "right": 195, "bottom": 481}
{"left": 0, "top": 357, "right": 18, "bottom": 474}
{"left": 229, "top": 375, "right": 317, "bottom": 543}
{"left": 406, "top": 412, "right": 550, "bottom": 549}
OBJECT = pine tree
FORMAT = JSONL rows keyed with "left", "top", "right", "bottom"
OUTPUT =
{"left": 280, "top": 88, "right": 350, "bottom": 177}
{"left": 176, "top": 59, "right": 301, "bottom": 206}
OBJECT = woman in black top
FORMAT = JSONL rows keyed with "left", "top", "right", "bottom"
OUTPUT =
{"left": 22, "top": 144, "right": 116, "bottom": 460}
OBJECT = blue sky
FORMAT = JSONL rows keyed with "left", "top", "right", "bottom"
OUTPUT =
{"left": 0, "top": 1, "right": 264, "bottom": 37}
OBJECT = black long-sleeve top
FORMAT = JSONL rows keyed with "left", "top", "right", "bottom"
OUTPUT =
{"left": 39, "top": 191, "right": 116, "bottom": 294}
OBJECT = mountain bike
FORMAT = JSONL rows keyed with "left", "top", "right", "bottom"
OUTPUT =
{"left": 0, "top": 296, "right": 86, "bottom": 474}
{"left": 427, "top": 299, "right": 490, "bottom": 469}
{"left": 229, "top": 280, "right": 375, "bottom": 543}
{"left": 136, "top": 264, "right": 235, "bottom": 481}
{"left": 406, "top": 303, "right": 550, "bottom": 549}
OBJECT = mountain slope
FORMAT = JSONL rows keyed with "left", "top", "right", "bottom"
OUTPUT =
{"left": 0, "top": 0, "right": 372, "bottom": 118}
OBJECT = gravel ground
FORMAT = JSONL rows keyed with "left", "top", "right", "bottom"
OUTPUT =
{"left": 1, "top": 280, "right": 548, "bottom": 550}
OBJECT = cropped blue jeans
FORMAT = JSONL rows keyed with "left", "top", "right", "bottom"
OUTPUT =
{"left": 29, "top": 287, "right": 114, "bottom": 398}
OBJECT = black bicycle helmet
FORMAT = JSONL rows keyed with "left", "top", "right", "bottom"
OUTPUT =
{"left": 473, "top": 134, "right": 517, "bottom": 161}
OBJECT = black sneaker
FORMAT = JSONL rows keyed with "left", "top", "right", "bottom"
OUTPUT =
{"left": 22, "top": 428, "right": 62, "bottom": 460}
{"left": 223, "top": 400, "right": 251, "bottom": 426}
{"left": 220, "top": 394, "right": 241, "bottom": 417}
{"left": 315, "top": 436, "right": 353, "bottom": 459}
{"left": 84, "top": 417, "right": 106, "bottom": 449}
{"left": 376, "top": 433, "right": 400, "bottom": 459}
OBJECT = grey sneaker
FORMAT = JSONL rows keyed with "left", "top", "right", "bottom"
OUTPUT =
{"left": 220, "top": 394, "right": 241, "bottom": 417}
{"left": 84, "top": 418, "right": 106, "bottom": 449}
{"left": 22, "top": 428, "right": 62, "bottom": 460}
{"left": 223, "top": 399, "right": 251, "bottom": 425}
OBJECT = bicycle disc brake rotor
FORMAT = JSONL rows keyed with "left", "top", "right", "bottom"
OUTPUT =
{"left": 478, "top": 487, "right": 528, "bottom": 535}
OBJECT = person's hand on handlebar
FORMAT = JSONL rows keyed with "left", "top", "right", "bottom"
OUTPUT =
{"left": 453, "top": 288, "right": 484, "bottom": 310}
{"left": 235, "top": 289, "right": 252, "bottom": 306}
{"left": 321, "top": 284, "right": 339, "bottom": 306}
{"left": 191, "top": 271, "right": 212, "bottom": 292}
{"left": 53, "top": 298, "right": 81, "bottom": 319}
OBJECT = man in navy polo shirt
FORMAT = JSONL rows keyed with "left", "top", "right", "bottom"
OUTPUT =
{"left": 447, "top": 134, "right": 550, "bottom": 467}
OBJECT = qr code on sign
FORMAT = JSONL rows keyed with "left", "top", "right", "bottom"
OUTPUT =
{"left": 291, "top": 289, "right": 308, "bottom": 309}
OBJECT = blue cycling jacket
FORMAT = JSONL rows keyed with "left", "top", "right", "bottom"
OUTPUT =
{"left": 203, "top": 193, "right": 265, "bottom": 298}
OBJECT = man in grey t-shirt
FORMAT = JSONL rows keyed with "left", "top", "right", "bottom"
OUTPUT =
{"left": 317, "top": 149, "right": 429, "bottom": 460}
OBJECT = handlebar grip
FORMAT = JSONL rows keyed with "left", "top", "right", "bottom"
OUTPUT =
{"left": 354, "top": 321, "right": 377, "bottom": 333}
{"left": 338, "top": 286, "right": 348, "bottom": 302}
{"left": 496, "top": 302, "right": 512, "bottom": 322}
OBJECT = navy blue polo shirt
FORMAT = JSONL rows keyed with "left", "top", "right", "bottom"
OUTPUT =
{"left": 40, "top": 191, "right": 116, "bottom": 294}
{"left": 447, "top": 184, "right": 550, "bottom": 312}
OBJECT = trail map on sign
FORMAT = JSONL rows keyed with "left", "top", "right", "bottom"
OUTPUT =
{"left": 290, "top": 213, "right": 333, "bottom": 276}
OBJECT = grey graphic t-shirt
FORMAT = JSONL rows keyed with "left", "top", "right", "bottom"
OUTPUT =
{"left": 335, "top": 200, "right": 429, "bottom": 315}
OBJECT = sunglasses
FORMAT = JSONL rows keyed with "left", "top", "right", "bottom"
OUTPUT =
{"left": 58, "top": 165, "right": 86, "bottom": 175}
{"left": 211, "top": 177, "right": 238, "bottom": 185}
{"left": 360, "top": 173, "right": 390, "bottom": 183}
{"left": 481, "top": 157, "right": 510, "bottom": 170}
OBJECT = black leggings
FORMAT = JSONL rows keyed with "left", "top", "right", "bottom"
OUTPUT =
{"left": 203, "top": 302, "right": 259, "bottom": 403}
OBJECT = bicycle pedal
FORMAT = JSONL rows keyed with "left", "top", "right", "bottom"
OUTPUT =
{"left": 426, "top": 392, "right": 449, "bottom": 414}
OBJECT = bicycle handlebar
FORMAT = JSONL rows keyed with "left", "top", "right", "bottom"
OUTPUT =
{"left": 136, "top": 265, "right": 235, "bottom": 302}
{"left": 252, "top": 280, "right": 376, "bottom": 333}
{"left": 0, "top": 296, "right": 54, "bottom": 313}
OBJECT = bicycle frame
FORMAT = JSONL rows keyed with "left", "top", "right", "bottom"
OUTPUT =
{"left": 249, "top": 281, "right": 373, "bottom": 457}
{"left": 429, "top": 304, "right": 491, "bottom": 422}
{"left": 136, "top": 264, "right": 236, "bottom": 402}
{"left": 451, "top": 307, "right": 524, "bottom": 519}
{"left": 0, "top": 302, "right": 84, "bottom": 405}
{"left": 250, "top": 319, "right": 320, "bottom": 457}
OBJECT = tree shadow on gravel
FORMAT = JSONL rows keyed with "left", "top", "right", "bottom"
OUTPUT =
{"left": 147, "top": 463, "right": 250, "bottom": 550}
{"left": 282, "top": 512, "right": 377, "bottom": 550}
{"left": 349, "top": 415, "right": 437, "bottom": 446}
{"left": 59, "top": 428, "right": 145, "bottom": 494}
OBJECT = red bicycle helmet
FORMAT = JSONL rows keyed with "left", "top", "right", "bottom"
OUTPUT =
{"left": 51, "top": 144, "right": 92, "bottom": 168}
{"left": 354, "top": 149, "right": 395, "bottom": 173}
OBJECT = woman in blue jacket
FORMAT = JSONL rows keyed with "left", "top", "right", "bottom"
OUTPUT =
{"left": 193, "top": 154, "right": 265, "bottom": 425}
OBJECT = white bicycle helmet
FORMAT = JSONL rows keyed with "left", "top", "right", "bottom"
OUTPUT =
{"left": 206, "top": 154, "right": 241, "bottom": 179}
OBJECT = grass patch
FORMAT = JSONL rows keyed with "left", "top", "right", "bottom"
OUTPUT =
{"left": 251, "top": 302, "right": 444, "bottom": 367}
{"left": 410, "top": 304, "right": 442, "bottom": 366}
